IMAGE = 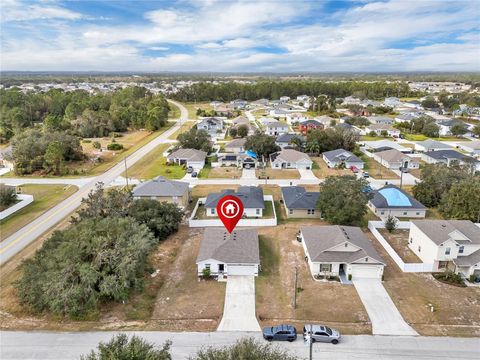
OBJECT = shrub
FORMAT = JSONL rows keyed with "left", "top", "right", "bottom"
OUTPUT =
{"left": 0, "top": 184, "right": 18, "bottom": 209}
{"left": 384, "top": 215, "right": 398, "bottom": 233}
{"left": 82, "top": 139, "right": 92, "bottom": 143}
{"left": 469, "top": 274, "right": 477, "bottom": 283}
{"left": 202, "top": 267, "right": 211, "bottom": 278}
{"left": 433, "top": 271, "right": 466, "bottom": 287}
{"left": 107, "top": 142, "right": 124, "bottom": 151}
{"left": 92, "top": 141, "right": 101, "bottom": 149}
{"left": 81, "top": 334, "right": 171, "bottom": 360}
{"left": 348, "top": 274, "right": 352, "bottom": 281}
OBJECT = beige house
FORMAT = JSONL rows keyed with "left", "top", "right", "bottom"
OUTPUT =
{"left": 224, "top": 138, "right": 246, "bottom": 153}
{"left": 270, "top": 149, "right": 313, "bottom": 169}
{"left": 281, "top": 186, "right": 320, "bottom": 218}
{"left": 372, "top": 148, "right": 419, "bottom": 170}
{"left": 132, "top": 176, "right": 190, "bottom": 207}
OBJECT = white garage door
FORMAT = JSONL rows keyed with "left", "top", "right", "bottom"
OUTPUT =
{"left": 228, "top": 264, "right": 257, "bottom": 276}
{"left": 351, "top": 265, "right": 383, "bottom": 279}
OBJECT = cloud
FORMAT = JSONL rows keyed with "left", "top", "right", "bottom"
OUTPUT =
{"left": 1, "top": 0, "right": 83, "bottom": 21}
{"left": 1, "top": 0, "right": 479, "bottom": 72}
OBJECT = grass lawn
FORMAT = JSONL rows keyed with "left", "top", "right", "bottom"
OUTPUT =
{"left": 168, "top": 120, "right": 196, "bottom": 140}
{"left": 311, "top": 157, "right": 352, "bottom": 178}
{"left": 403, "top": 133, "right": 471, "bottom": 142}
{"left": 366, "top": 231, "right": 480, "bottom": 336}
{"left": 203, "top": 166, "right": 242, "bottom": 179}
{"left": 0, "top": 184, "right": 78, "bottom": 242}
{"left": 360, "top": 135, "right": 387, "bottom": 141}
{"left": 361, "top": 155, "right": 399, "bottom": 179}
{"left": 378, "top": 229, "right": 422, "bottom": 263}
{"left": 256, "top": 227, "right": 371, "bottom": 334}
{"left": 127, "top": 143, "right": 186, "bottom": 180}
{"left": 256, "top": 168, "right": 300, "bottom": 179}
{"left": 183, "top": 102, "right": 212, "bottom": 119}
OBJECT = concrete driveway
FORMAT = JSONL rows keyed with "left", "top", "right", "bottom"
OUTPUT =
{"left": 353, "top": 278, "right": 418, "bottom": 336}
{"left": 298, "top": 168, "right": 318, "bottom": 180}
{"left": 217, "top": 275, "right": 260, "bottom": 332}
{"left": 241, "top": 168, "right": 257, "bottom": 179}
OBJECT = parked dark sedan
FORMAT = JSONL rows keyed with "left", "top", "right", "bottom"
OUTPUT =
{"left": 262, "top": 324, "right": 297, "bottom": 342}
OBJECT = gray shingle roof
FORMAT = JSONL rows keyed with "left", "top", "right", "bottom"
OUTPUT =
{"left": 167, "top": 148, "right": 207, "bottom": 162}
{"left": 322, "top": 149, "right": 363, "bottom": 164}
{"left": 276, "top": 133, "right": 303, "bottom": 143}
{"left": 301, "top": 225, "right": 385, "bottom": 264}
{"left": 453, "top": 249, "right": 480, "bottom": 267}
{"left": 423, "top": 150, "right": 477, "bottom": 162}
{"left": 271, "top": 149, "right": 312, "bottom": 163}
{"left": 369, "top": 184, "right": 426, "bottom": 210}
{"left": 411, "top": 220, "right": 480, "bottom": 246}
{"left": 196, "top": 228, "right": 260, "bottom": 264}
{"left": 281, "top": 186, "right": 319, "bottom": 209}
{"left": 132, "top": 176, "right": 189, "bottom": 197}
{"left": 205, "top": 186, "right": 265, "bottom": 209}
{"left": 225, "top": 138, "right": 246, "bottom": 148}
{"left": 415, "top": 139, "right": 453, "bottom": 150}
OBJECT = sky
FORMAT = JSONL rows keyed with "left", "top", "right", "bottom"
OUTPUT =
{"left": 1, "top": 0, "right": 479, "bottom": 72}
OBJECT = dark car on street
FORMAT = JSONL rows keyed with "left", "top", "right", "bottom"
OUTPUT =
{"left": 262, "top": 324, "right": 297, "bottom": 342}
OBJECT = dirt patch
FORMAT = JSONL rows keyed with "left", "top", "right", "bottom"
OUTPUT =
{"left": 378, "top": 229, "right": 422, "bottom": 263}
{"left": 256, "top": 168, "right": 300, "bottom": 179}
{"left": 311, "top": 157, "right": 352, "bottom": 178}
{"left": 256, "top": 225, "right": 371, "bottom": 335}
{"left": 366, "top": 231, "right": 480, "bottom": 336}
{"left": 207, "top": 167, "right": 242, "bottom": 179}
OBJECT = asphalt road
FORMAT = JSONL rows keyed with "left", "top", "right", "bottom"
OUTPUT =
{"left": 0, "top": 100, "right": 188, "bottom": 266}
{"left": 1, "top": 331, "right": 479, "bottom": 360}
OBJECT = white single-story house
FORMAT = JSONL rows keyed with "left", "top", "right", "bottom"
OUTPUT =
{"left": 281, "top": 186, "right": 320, "bottom": 218}
{"left": 414, "top": 139, "right": 453, "bottom": 152}
{"left": 365, "top": 124, "right": 401, "bottom": 137}
{"left": 196, "top": 228, "right": 260, "bottom": 278}
{"left": 368, "top": 184, "right": 427, "bottom": 218}
{"left": 132, "top": 176, "right": 190, "bottom": 207}
{"left": 224, "top": 138, "right": 246, "bottom": 153}
{"left": 363, "top": 140, "right": 411, "bottom": 153}
{"left": 167, "top": 148, "right": 207, "bottom": 170}
{"left": 408, "top": 220, "right": 480, "bottom": 277}
{"left": 300, "top": 225, "right": 386, "bottom": 279}
{"left": 372, "top": 148, "right": 419, "bottom": 170}
{"left": 270, "top": 149, "right": 313, "bottom": 170}
{"left": 421, "top": 150, "right": 479, "bottom": 171}
{"left": 204, "top": 186, "right": 265, "bottom": 217}
{"left": 367, "top": 116, "right": 395, "bottom": 125}
{"left": 458, "top": 141, "right": 480, "bottom": 156}
{"left": 322, "top": 149, "right": 364, "bottom": 169}
{"left": 437, "top": 119, "right": 468, "bottom": 136}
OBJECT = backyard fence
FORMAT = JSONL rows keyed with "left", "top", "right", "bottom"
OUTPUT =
{"left": 0, "top": 194, "right": 34, "bottom": 220}
{"left": 368, "top": 220, "right": 434, "bottom": 273}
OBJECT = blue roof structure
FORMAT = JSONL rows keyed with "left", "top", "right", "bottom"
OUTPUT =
{"left": 378, "top": 188, "right": 412, "bottom": 207}
{"left": 245, "top": 150, "right": 257, "bottom": 159}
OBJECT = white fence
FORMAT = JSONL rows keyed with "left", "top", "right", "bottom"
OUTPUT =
{"left": 368, "top": 220, "right": 434, "bottom": 273}
{"left": 0, "top": 194, "right": 34, "bottom": 220}
{"left": 189, "top": 195, "right": 277, "bottom": 227}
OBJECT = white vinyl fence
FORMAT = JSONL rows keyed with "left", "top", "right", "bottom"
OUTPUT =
{"left": 0, "top": 194, "right": 34, "bottom": 220}
{"left": 368, "top": 221, "right": 434, "bottom": 273}
{"left": 189, "top": 195, "right": 277, "bottom": 227}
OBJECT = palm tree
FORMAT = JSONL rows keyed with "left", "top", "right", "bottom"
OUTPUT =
{"left": 305, "top": 141, "right": 321, "bottom": 156}
{"left": 289, "top": 136, "right": 304, "bottom": 151}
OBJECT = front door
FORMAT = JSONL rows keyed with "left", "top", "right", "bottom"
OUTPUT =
{"left": 218, "top": 264, "right": 225, "bottom": 273}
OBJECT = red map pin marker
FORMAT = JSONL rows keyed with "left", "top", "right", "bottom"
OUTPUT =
{"left": 217, "top": 195, "right": 244, "bottom": 233}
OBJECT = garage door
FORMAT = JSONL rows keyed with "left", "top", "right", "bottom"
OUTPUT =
{"left": 228, "top": 264, "right": 257, "bottom": 276}
{"left": 351, "top": 265, "right": 383, "bottom": 279}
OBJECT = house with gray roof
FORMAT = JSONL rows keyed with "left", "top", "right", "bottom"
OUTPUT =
{"left": 204, "top": 186, "right": 265, "bottom": 217}
{"left": 264, "top": 120, "right": 289, "bottom": 136}
{"left": 458, "top": 140, "right": 480, "bottom": 156}
{"left": 167, "top": 148, "right": 207, "bottom": 170}
{"left": 414, "top": 139, "right": 453, "bottom": 152}
{"left": 196, "top": 228, "right": 260, "bottom": 278}
{"left": 322, "top": 149, "right": 364, "bottom": 169}
{"left": 132, "top": 176, "right": 190, "bottom": 207}
{"left": 421, "top": 150, "right": 479, "bottom": 172}
{"left": 224, "top": 138, "right": 246, "bottom": 153}
{"left": 368, "top": 184, "right": 426, "bottom": 218}
{"left": 275, "top": 133, "right": 304, "bottom": 149}
{"left": 367, "top": 116, "right": 395, "bottom": 125}
{"left": 437, "top": 119, "right": 468, "bottom": 136}
{"left": 300, "top": 225, "right": 385, "bottom": 280}
{"left": 270, "top": 149, "right": 313, "bottom": 169}
{"left": 409, "top": 220, "right": 480, "bottom": 278}
{"left": 197, "top": 117, "right": 224, "bottom": 136}
{"left": 281, "top": 186, "right": 319, "bottom": 218}
{"left": 372, "top": 148, "right": 419, "bottom": 170}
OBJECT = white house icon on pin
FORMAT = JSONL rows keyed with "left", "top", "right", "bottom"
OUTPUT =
{"left": 225, "top": 203, "right": 236, "bottom": 215}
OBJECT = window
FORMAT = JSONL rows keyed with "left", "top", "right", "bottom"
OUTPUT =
{"left": 289, "top": 209, "right": 293, "bottom": 214}
{"left": 205, "top": 264, "right": 211, "bottom": 270}
{"left": 445, "top": 247, "right": 451, "bottom": 255}
{"left": 307, "top": 209, "right": 315, "bottom": 215}
{"left": 256, "top": 208, "right": 260, "bottom": 215}
{"left": 416, "top": 212, "right": 420, "bottom": 215}
{"left": 459, "top": 246, "right": 464, "bottom": 254}
{"left": 409, "top": 237, "right": 413, "bottom": 244}
{"left": 320, "top": 264, "right": 331, "bottom": 272}
{"left": 311, "top": 209, "right": 315, "bottom": 214}
{"left": 365, "top": 257, "right": 369, "bottom": 262}
{"left": 403, "top": 212, "right": 408, "bottom": 215}
{"left": 344, "top": 243, "right": 348, "bottom": 247}
{"left": 211, "top": 208, "right": 215, "bottom": 215}
{"left": 418, "top": 246, "right": 421, "bottom": 252}
{"left": 438, "top": 261, "right": 448, "bottom": 269}
{"left": 380, "top": 211, "right": 385, "bottom": 215}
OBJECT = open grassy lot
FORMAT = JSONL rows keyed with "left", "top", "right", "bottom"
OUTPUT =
{"left": 183, "top": 102, "right": 212, "bottom": 119}
{"left": 311, "top": 157, "right": 352, "bottom": 178}
{"left": 127, "top": 144, "right": 186, "bottom": 180}
{"left": 366, "top": 231, "right": 480, "bottom": 336}
{"left": 151, "top": 227, "right": 226, "bottom": 331}
{"left": 378, "top": 229, "right": 422, "bottom": 263}
{"left": 201, "top": 166, "right": 242, "bottom": 179}
{"left": 0, "top": 184, "right": 78, "bottom": 242}
{"left": 360, "top": 155, "right": 399, "bottom": 179}
{"left": 256, "top": 226, "right": 371, "bottom": 334}
{"left": 256, "top": 168, "right": 300, "bottom": 179}
{"left": 402, "top": 133, "right": 471, "bottom": 142}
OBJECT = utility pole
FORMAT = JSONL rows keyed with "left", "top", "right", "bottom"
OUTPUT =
{"left": 124, "top": 157, "right": 129, "bottom": 189}
{"left": 293, "top": 266, "right": 298, "bottom": 309}
{"left": 304, "top": 324, "right": 313, "bottom": 360}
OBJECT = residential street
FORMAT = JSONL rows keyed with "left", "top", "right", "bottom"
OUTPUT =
{"left": 1, "top": 331, "right": 479, "bottom": 360}
{"left": 0, "top": 100, "right": 188, "bottom": 266}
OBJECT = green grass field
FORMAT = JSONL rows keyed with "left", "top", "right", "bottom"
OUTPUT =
{"left": 0, "top": 184, "right": 78, "bottom": 241}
